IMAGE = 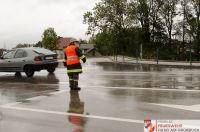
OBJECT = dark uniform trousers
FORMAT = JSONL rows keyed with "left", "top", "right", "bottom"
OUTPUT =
{"left": 68, "top": 73, "right": 79, "bottom": 89}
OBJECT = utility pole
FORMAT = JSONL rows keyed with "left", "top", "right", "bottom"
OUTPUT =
{"left": 4, "top": 41, "right": 6, "bottom": 50}
{"left": 140, "top": 43, "right": 143, "bottom": 60}
{"left": 156, "top": 47, "right": 159, "bottom": 65}
{"left": 189, "top": 41, "right": 192, "bottom": 66}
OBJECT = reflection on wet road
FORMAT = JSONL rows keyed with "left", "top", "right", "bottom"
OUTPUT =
{"left": 94, "top": 62, "right": 200, "bottom": 90}
{"left": 68, "top": 91, "right": 87, "bottom": 132}
{"left": 0, "top": 73, "right": 60, "bottom": 105}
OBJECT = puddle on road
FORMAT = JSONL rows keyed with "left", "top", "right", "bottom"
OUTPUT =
{"left": 0, "top": 73, "right": 59, "bottom": 84}
{"left": 88, "top": 61, "right": 200, "bottom": 105}
{"left": 94, "top": 62, "right": 200, "bottom": 90}
{"left": 0, "top": 73, "right": 60, "bottom": 105}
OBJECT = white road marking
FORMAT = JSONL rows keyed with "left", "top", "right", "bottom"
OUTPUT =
{"left": 0, "top": 105, "right": 143, "bottom": 124}
{"left": 58, "top": 81, "right": 200, "bottom": 93}
{"left": 0, "top": 88, "right": 143, "bottom": 124}
{"left": 26, "top": 96, "right": 47, "bottom": 101}
{"left": 82, "top": 85, "right": 200, "bottom": 92}
{"left": 59, "top": 82, "right": 68, "bottom": 85}
{"left": 14, "top": 82, "right": 200, "bottom": 93}
{"left": 0, "top": 90, "right": 70, "bottom": 108}
{"left": 1, "top": 102, "right": 21, "bottom": 108}
{"left": 150, "top": 103, "right": 200, "bottom": 112}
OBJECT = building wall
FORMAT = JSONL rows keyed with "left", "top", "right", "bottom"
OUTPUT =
{"left": 86, "top": 50, "right": 102, "bottom": 57}
{"left": 56, "top": 50, "right": 65, "bottom": 59}
{"left": 0, "top": 49, "right": 6, "bottom": 56}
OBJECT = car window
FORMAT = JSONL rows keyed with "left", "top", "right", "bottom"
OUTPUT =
{"left": 3, "top": 50, "right": 16, "bottom": 59}
{"left": 33, "top": 48, "right": 55, "bottom": 55}
{"left": 14, "top": 50, "right": 27, "bottom": 58}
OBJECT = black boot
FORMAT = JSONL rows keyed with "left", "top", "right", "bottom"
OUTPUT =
{"left": 73, "top": 80, "right": 81, "bottom": 91}
{"left": 73, "top": 73, "right": 81, "bottom": 91}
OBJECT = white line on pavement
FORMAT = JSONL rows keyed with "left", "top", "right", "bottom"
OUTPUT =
{"left": 26, "top": 96, "right": 47, "bottom": 101}
{"left": 0, "top": 105, "right": 143, "bottom": 124}
{"left": 1, "top": 102, "right": 21, "bottom": 108}
{"left": 150, "top": 103, "right": 200, "bottom": 112}
{"left": 58, "top": 81, "right": 200, "bottom": 93}
{"left": 0, "top": 90, "right": 70, "bottom": 108}
{"left": 83, "top": 85, "right": 200, "bottom": 92}
{"left": 57, "top": 83, "right": 200, "bottom": 92}
{"left": 50, "top": 90, "right": 70, "bottom": 95}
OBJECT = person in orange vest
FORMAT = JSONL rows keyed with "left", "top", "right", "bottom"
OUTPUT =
{"left": 63, "top": 38, "right": 86, "bottom": 90}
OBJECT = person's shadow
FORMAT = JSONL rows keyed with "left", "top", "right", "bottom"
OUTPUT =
{"left": 68, "top": 91, "right": 87, "bottom": 132}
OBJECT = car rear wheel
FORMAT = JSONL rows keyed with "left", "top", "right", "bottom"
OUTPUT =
{"left": 15, "top": 72, "right": 22, "bottom": 77}
{"left": 24, "top": 67, "right": 35, "bottom": 77}
{"left": 47, "top": 67, "right": 56, "bottom": 73}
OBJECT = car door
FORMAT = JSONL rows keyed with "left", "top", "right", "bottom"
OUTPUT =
{"left": 0, "top": 50, "right": 17, "bottom": 72}
{"left": 13, "top": 49, "right": 28, "bottom": 71}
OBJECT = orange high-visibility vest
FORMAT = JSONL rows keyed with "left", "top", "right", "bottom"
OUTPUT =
{"left": 65, "top": 45, "right": 80, "bottom": 65}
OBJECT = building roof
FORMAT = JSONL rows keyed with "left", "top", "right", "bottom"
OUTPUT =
{"left": 80, "top": 44, "right": 94, "bottom": 49}
{"left": 57, "top": 37, "right": 73, "bottom": 50}
{"left": 57, "top": 37, "right": 95, "bottom": 52}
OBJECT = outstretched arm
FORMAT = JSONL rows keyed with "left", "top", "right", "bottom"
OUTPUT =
{"left": 75, "top": 47, "right": 86, "bottom": 63}
{"left": 63, "top": 50, "right": 67, "bottom": 67}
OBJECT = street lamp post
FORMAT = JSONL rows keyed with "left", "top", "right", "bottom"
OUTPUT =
{"left": 190, "top": 41, "right": 192, "bottom": 66}
{"left": 156, "top": 42, "right": 159, "bottom": 65}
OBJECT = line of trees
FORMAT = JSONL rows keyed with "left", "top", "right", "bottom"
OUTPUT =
{"left": 84, "top": 0, "right": 200, "bottom": 61}
{"left": 15, "top": 27, "right": 58, "bottom": 51}
{"left": 15, "top": 27, "right": 89, "bottom": 51}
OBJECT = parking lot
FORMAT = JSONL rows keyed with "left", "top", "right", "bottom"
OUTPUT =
{"left": 0, "top": 57, "right": 200, "bottom": 132}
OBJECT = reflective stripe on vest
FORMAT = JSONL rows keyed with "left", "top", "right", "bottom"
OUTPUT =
{"left": 67, "top": 69, "right": 82, "bottom": 73}
{"left": 67, "top": 56, "right": 79, "bottom": 60}
{"left": 65, "top": 45, "right": 80, "bottom": 65}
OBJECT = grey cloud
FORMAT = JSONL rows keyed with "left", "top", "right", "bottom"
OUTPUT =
{"left": 37, "top": 0, "right": 74, "bottom": 5}
{"left": 0, "top": 0, "right": 100, "bottom": 49}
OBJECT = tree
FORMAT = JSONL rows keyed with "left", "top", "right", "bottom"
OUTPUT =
{"left": 128, "top": 0, "right": 166, "bottom": 55}
{"left": 83, "top": 0, "right": 128, "bottom": 56}
{"left": 128, "top": 0, "right": 151, "bottom": 43}
{"left": 175, "top": 0, "right": 191, "bottom": 59}
{"left": 161, "top": 0, "right": 178, "bottom": 53}
{"left": 83, "top": 0, "right": 200, "bottom": 60}
{"left": 42, "top": 27, "right": 58, "bottom": 51}
{"left": 92, "top": 32, "right": 115, "bottom": 55}
{"left": 16, "top": 44, "right": 31, "bottom": 48}
{"left": 79, "top": 39, "right": 88, "bottom": 44}
{"left": 187, "top": 0, "right": 200, "bottom": 60}
{"left": 34, "top": 41, "right": 42, "bottom": 47}
{"left": 149, "top": 0, "right": 165, "bottom": 42}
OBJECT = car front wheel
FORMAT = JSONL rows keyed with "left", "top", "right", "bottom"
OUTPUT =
{"left": 47, "top": 67, "right": 56, "bottom": 73}
{"left": 24, "top": 67, "right": 35, "bottom": 77}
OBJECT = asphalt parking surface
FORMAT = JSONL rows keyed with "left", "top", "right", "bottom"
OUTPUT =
{"left": 0, "top": 58, "right": 200, "bottom": 132}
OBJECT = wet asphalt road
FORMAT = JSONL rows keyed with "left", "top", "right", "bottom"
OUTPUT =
{"left": 0, "top": 58, "right": 200, "bottom": 132}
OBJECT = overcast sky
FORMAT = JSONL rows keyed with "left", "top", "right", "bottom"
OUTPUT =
{"left": 0, "top": 0, "right": 100, "bottom": 49}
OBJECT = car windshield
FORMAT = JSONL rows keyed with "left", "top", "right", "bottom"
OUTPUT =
{"left": 3, "top": 50, "right": 16, "bottom": 59}
{"left": 33, "top": 48, "right": 55, "bottom": 55}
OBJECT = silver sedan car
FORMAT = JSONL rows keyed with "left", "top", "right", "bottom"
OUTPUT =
{"left": 0, "top": 47, "right": 58, "bottom": 77}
